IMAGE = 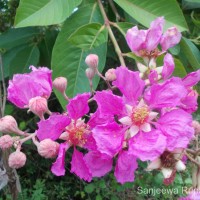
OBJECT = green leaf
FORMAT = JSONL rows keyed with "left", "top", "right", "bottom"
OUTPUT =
{"left": 114, "top": 0, "right": 188, "bottom": 32}
{"left": 9, "top": 45, "right": 40, "bottom": 77}
{"left": 68, "top": 23, "right": 108, "bottom": 50}
{"left": 15, "top": 0, "right": 82, "bottom": 27}
{"left": 84, "top": 184, "right": 95, "bottom": 194}
{"left": 115, "top": 22, "right": 135, "bottom": 36}
{"left": 182, "top": 0, "right": 200, "bottom": 10}
{"left": 173, "top": 58, "right": 187, "bottom": 78}
{"left": 51, "top": 1, "right": 107, "bottom": 109}
{"left": 0, "top": 27, "right": 40, "bottom": 50}
{"left": 180, "top": 37, "right": 200, "bottom": 70}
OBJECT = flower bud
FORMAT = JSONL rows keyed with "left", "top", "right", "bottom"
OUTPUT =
{"left": 105, "top": 68, "right": 117, "bottom": 81}
{"left": 0, "top": 135, "right": 13, "bottom": 150}
{"left": 0, "top": 115, "right": 24, "bottom": 135}
{"left": 28, "top": 96, "right": 50, "bottom": 119}
{"left": 53, "top": 77, "right": 67, "bottom": 94}
{"left": 8, "top": 151, "right": 26, "bottom": 169}
{"left": 37, "top": 139, "right": 59, "bottom": 158}
{"left": 175, "top": 160, "right": 186, "bottom": 171}
{"left": 85, "top": 68, "right": 95, "bottom": 80}
{"left": 85, "top": 54, "right": 98, "bottom": 70}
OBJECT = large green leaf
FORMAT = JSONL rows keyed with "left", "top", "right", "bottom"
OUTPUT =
{"left": 68, "top": 23, "right": 108, "bottom": 50}
{"left": 180, "top": 37, "right": 200, "bottom": 70}
{"left": 0, "top": 27, "right": 40, "bottom": 50}
{"left": 14, "top": 0, "right": 82, "bottom": 27}
{"left": 9, "top": 45, "right": 40, "bottom": 77}
{"left": 114, "top": 0, "right": 188, "bottom": 32}
{"left": 51, "top": 1, "right": 107, "bottom": 109}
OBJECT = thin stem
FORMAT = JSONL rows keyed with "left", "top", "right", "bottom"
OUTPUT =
{"left": 97, "top": 0, "right": 126, "bottom": 67}
{"left": 108, "top": 0, "right": 121, "bottom": 22}
{"left": 185, "top": 150, "right": 200, "bottom": 166}
{"left": 0, "top": 54, "right": 6, "bottom": 113}
{"left": 20, "top": 133, "right": 36, "bottom": 144}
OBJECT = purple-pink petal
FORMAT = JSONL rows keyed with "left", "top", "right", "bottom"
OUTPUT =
{"left": 113, "top": 67, "right": 145, "bottom": 105}
{"left": 144, "top": 77, "right": 187, "bottom": 109}
{"left": 182, "top": 69, "right": 200, "bottom": 87}
{"left": 129, "top": 130, "right": 166, "bottom": 161}
{"left": 156, "top": 109, "right": 194, "bottom": 151}
{"left": 51, "top": 143, "right": 69, "bottom": 176}
{"left": 162, "top": 53, "right": 175, "bottom": 80}
{"left": 114, "top": 150, "right": 138, "bottom": 184}
{"left": 37, "top": 114, "right": 71, "bottom": 141}
{"left": 146, "top": 17, "right": 165, "bottom": 51}
{"left": 160, "top": 27, "right": 182, "bottom": 51}
{"left": 92, "top": 122, "right": 124, "bottom": 157}
{"left": 70, "top": 147, "right": 92, "bottom": 182}
{"left": 148, "top": 70, "right": 158, "bottom": 84}
{"left": 126, "top": 26, "right": 147, "bottom": 55}
{"left": 84, "top": 151, "right": 112, "bottom": 177}
{"left": 94, "top": 91, "right": 125, "bottom": 116}
{"left": 67, "top": 93, "right": 90, "bottom": 120}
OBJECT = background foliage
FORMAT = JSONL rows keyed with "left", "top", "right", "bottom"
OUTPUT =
{"left": 1, "top": 0, "right": 200, "bottom": 199}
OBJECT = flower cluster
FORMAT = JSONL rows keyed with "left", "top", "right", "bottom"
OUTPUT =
{"left": 1, "top": 17, "right": 200, "bottom": 187}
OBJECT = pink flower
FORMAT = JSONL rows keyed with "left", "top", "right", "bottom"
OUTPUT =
{"left": 179, "top": 191, "right": 200, "bottom": 200}
{"left": 94, "top": 66, "right": 194, "bottom": 164}
{"left": 126, "top": 17, "right": 181, "bottom": 57}
{"left": 8, "top": 66, "right": 52, "bottom": 108}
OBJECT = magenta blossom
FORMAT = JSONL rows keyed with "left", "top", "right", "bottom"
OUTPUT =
{"left": 36, "top": 93, "right": 112, "bottom": 181}
{"left": 126, "top": 17, "right": 181, "bottom": 57}
{"left": 94, "top": 67, "right": 194, "bottom": 163}
{"left": 8, "top": 66, "right": 52, "bottom": 108}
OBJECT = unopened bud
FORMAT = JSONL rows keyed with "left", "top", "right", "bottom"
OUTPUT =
{"left": 37, "top": 139, "right": 59, "bottom": 158}
{"left": 0, "top": 115, "right": 24, "bottom": 135}
{"left": 28, "top": 96, "right": 50, "bottom": 119}
{"left": 85, "top": 68, "right": 95, "bottom": 80}
{"left": 8, "top": 151, "right": 26, "bottom": 169}
{"left": 85, "top": 54, "right": 98, "bottom": 70}
{"left": 105, "top": 68, "right": 116, "bottom": 81}
{"left": 0, "top": 135, "right": 13, "bottom": 149}
{"left": 53, "top": 77, "right": 67, "bottom": 94}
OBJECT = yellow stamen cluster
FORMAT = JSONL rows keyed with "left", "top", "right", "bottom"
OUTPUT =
{"left": 132, "top": 106, "right": 149, "bottom": 126}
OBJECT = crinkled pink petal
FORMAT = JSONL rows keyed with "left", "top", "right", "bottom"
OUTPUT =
{"left": 51, "top": 143, "right": 69, "bottom": 176}
{"left": 128, "top": 130, "right": 166, "bottom": 161}
{"left": 70, "top": 147, "right": 92, "bottom": 182}
{"left": 181, "top": 90, "right": 198, "bottom": 113}
{"left": 148, "top": 70, "right": 158, "bottom": 84}
{"left": 87, "top": 109, "right": 114, "bottom": 129}
{"left": 92, "top": 122, "right": 124, "bottom": 157}
{"left": 29, "top": 66, "right": 52, "bottom": 98}
{"left": 146, "top": 17, "right": 164, "bottom": 51}
{"left": 8, "top": 75, "right": 43, "bottom": 108}
{"left": 162, "top": 53, "right": 175, "bottom": 80}
{"left": 144, "top": 77, "right": 187, "bottom": 109}
{"left": 7, "top": 67, "right": 52, "bottom": 108}
{"left": 94, "top": 91, "right": 125, "bottom": 116}
{"left": 83, "top": 134, "right": 97, "bottom": 151}
{"left": 182, "top": 69, "right": 200, "bottom": 87}
{"left": 84, "top": 151, "right": 112, "bottom": 177}
{"left": 37, "top": 114, "right": 71, "bottom": 141}
{"left": 114, "top": 150, "right": 138, "bottom": 184}
{"left": 126, "top": 26, "right": 147, "bottom": 55}
{"left": 67, "top": 93, "right": 90, "bottom": 120}
{"left": 156, "top": 109, "right": 194, "bottom": 151}
{"left": 113, "top": 67, "right": 145, "bottom": 105}
{"left": 160, "top": 27, "right": 182, "bottom": 51}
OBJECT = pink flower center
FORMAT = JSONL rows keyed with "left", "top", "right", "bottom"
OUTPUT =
{"left": 68, "top": 124, "right": 89, "bottom": 146}
{"left": 132, "top": 106, "right": 149, "bottom": 126}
